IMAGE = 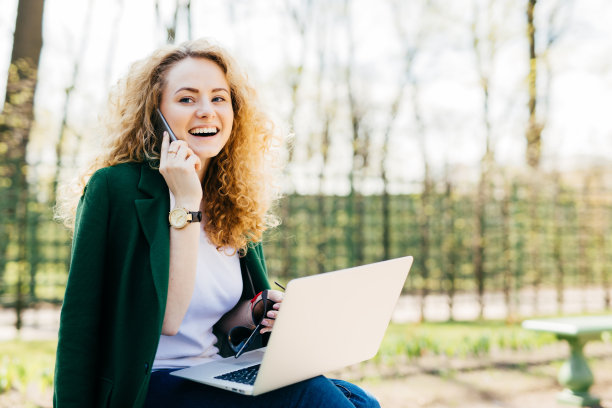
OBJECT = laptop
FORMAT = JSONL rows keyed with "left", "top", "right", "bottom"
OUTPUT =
{"left": 170, "top": 256, "right": 413, "bottom": 396}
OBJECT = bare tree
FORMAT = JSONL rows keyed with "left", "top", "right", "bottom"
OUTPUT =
{"left": 386, "top": 0, "right": 433, "bottom": 320}
{"left": 442, "top": 167, "right": 462, "bottom": 320}
{"left": 500, "top": 177, "right": 514, "bottom": 321}
{"left": 525, "top": 0, "right": 542, "bottom": 168}
{"left": 525, "top": 0, "right": 570, "bottom": 314}
{"left": 156, "top": 0, "right": 192, "bottom": 44}
{"left": 104, "top": 0, "right": 126, "bottom": 87}
{"left": 552, "top": 172, "right": 565, "bottom": 313}
{"left": 343, "top": 0, "right": 372, "bottom": 267}
{"left": 51, "top": 0, "right": 95, "bottom": 206}
{"left": 0, "top": 0, "right": 45, "bottom": 330}
{"left": 470, "top": 0, "right": 498, "bottom": 319}
{"left": 277, "top": 0, "right": 312, "bottom": 277}
{"left": 313, "top": 6, "right": 336, "bottom": 274}
{"left": 541, "top": 0, "right": 573, "bottom": 314}
{"left": 386, "top": 0, "right": 429, "bottom": 262}
{"left": 578, "top": 173, "right": 594, "bottom": 312}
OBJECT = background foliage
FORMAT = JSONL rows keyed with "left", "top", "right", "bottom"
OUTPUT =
{"left": 1, "top": 0, "right": 612, "bottom": 328}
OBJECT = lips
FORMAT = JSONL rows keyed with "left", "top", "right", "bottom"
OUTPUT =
{"left": 189, "top": 126, "right": 219, "bottom": 137}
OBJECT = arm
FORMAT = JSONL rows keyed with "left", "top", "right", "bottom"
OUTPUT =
{"left": 159, "top": 132, "right": 203, "bottom": 335}
{"left": 216, "top": 300, "right": 255, "bottom": 333}
{"left": 217, "top": 291, "right": 284, "bottom": 335}
{"left": 162, "top": 220, "right": 200, "bottom": 335}
{"left": 54, "top": 170, "right": 110, "bottom": 407}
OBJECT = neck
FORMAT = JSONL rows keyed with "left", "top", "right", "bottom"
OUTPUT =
{"left": 197, "top": 158, "right": 210, "bottom": 182}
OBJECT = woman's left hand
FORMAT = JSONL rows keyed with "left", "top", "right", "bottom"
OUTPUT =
{"left": 259, "top": 289, "right": 283, "bottom": 334}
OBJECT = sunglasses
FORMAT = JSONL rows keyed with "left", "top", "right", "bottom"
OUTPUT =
{"left": 228, "top": 289, "right": 276, "bottom": 358}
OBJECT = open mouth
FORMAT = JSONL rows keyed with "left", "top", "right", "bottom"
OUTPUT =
{"left": 189, "top": 126, "right": 219, "bottom": 137}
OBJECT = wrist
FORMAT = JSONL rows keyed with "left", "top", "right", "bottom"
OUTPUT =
{"left": 173, "top": 199, "right": 201, "bottom": 211}
{"left": 250, "top": 291, "right": 263, "bottom": 309}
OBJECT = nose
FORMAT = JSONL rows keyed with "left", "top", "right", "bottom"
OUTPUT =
{"left": 195, "top": 100, "right": 214, "bottom": 118}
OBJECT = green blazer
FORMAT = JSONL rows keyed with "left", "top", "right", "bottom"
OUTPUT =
{"left": 53, "top": 162, "right": 270, "bottom": 408}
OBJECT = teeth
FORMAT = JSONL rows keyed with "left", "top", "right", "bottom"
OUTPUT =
{"left": 190, "top": 127, "right": 217, "bottom": 135}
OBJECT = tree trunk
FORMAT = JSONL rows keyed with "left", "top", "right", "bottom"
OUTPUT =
{"left": 552, "top": 172, "right": 565, "bottom": 314}
{"left": 470, "top": 2, "right": 495, "bottom": 320}
{"left": 501, "top": 177, "right": 514, "bottom": 321}
{"left": 0, "top": 0, "right": 45, "bottom": 330}
{"left": 344, "top": 0, "right": 368, "bottom": 267}
{"left": 526, "top": 0, "right": 541, "bottom": 168}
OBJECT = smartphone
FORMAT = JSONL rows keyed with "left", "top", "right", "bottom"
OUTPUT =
{"left": 156, "top": 108, "right": 178, "bottom": 142}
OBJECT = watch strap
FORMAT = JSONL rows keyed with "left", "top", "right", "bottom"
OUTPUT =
{"left": 187, "top": 210, "right": 202, "bottom": 222}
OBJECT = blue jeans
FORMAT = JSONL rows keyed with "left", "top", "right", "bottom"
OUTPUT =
{"left": 144, "top": 369, "right": 380, "bottom": 408}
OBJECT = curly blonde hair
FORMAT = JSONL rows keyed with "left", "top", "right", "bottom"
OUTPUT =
{"left": 56, "top": 39, "right": 280, "bottom": 252}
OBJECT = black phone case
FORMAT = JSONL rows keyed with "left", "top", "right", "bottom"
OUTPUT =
{"left": 156, "top": 108, "right": 178, "bottom": 142}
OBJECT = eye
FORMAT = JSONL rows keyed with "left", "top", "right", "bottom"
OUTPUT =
{"left": 212, "top": 96, "right": 227, "bottom": 103}
{"left": 179, "top": 96, "right": 194, "bottom": 103}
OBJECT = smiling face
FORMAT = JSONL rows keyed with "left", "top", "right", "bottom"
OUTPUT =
{"left": 159, "top": 57, "right": 234, "bottom": 172}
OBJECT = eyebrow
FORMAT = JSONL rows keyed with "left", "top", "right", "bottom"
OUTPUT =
{"left": 174, "top": 87, "right": 230, "bottom": 95}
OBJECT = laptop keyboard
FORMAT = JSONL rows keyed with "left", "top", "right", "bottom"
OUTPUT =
{"left": 214, "top": 364, "right": 260, "bottom": 385}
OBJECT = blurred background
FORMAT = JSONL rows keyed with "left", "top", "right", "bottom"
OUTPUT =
{"left": 1, "top": 0, "right": 611, "bottom": 407}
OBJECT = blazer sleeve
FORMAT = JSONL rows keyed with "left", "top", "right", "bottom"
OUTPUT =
{"left": 54, "top": 169, "right": 110, "bottom": 407}
{"left": 243, "top": 241, "right": 271, "bottom": 298}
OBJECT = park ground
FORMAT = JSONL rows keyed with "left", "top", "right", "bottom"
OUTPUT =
{"left": 349, "top": 344, "right": 612, "bottom": 407}
{"left": 2, "top": 340, "right": 611, "bottom": 408}
{"left": 1, "top": 294, "right": 612, "bottom": 407}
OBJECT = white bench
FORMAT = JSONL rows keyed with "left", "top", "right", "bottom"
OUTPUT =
{"left": 523, "top": 315, "right": 612, "bottom": 407}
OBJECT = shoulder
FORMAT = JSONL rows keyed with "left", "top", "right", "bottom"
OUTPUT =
{"left": 87, "top": 162, "right": 147, "bottom": 195}
{"left": 91, "top": 162, "right": 142, "bottom": 182}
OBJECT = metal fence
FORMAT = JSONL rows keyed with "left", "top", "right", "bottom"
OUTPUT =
{"left": 1, "top": 170, "right": 612, "bottom": 323}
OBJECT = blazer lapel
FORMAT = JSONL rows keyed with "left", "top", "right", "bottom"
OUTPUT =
{"left": 134, "top": 164, "right": 170, "bottom": 306}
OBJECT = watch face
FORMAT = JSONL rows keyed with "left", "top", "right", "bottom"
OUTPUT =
{"left": 169, "top": 208, "right": 188, "bottom": 228}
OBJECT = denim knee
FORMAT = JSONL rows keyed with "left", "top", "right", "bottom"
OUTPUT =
{"left": 293, "top": 376, "right": 354, "bottom": 408}
{"left": 330, "top": 379, "right": 381, "bottom": 408}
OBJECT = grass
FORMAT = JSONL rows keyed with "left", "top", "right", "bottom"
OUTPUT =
{"left": 375, "top": 320, "right": 557, "bottom": 362}
{"left": 0, "top": 340, "right": 56, "bottom": 395}
{"left": 0, "top": 320, "right": 559, "bottom": 400}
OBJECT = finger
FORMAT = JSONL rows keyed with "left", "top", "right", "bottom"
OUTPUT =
{"left": 160, "top": 132, "right": 169, "bottom": 165}
{"left": 193, "top": 155, "right": 202, "bottom": 172}
{"left": 260, "top": 321, "right": 274, "bottom": 333}
{"left": 182, "top": 146, "right": 194, "bottom": 160}
{"left": 186, "top": 154, "right": 202, "bottom": 172}
{"left": 267, "top": 290, "right": 284, "bottom": 303}
{"left": 266, "top": 310, "right": 278, "bottom": 319}
{"left": 168, "top": 139, "right": 187, "bottom": 154}
{"left": 172, "top": 143, "right": 190, "bottom": 161}
{"left": 272, "top": 303, "right": 281, "bottom": 310}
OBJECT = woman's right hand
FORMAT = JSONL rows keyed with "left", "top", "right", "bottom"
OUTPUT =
{"left": 159, "top": 132, "right": 203, "bottom": 208}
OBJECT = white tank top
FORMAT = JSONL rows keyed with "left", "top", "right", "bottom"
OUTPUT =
{"left": 152, "top": 192, "right": 242, "bottom": 370}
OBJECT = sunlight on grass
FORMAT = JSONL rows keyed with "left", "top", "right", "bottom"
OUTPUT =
{"left": 0, "top": 321, "right": 559, "bottom": 400}
{"left": 377, "top": 321, "right": 557, "bottom": 362}
{"left": 0, "top": 340, "right": 56, "bottom": 395}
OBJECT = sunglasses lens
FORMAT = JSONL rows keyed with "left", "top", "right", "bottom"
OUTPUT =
{"left": 228, "top": 326, "right": 253, "bottom": 352}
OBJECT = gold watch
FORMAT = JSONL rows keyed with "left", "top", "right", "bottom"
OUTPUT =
{"left": 168, "top": 208, "right": 202, "bottom": 229}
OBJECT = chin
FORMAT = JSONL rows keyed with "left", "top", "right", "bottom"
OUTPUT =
{"left": 196, "top": 148, "right": 224, "bottom": 162}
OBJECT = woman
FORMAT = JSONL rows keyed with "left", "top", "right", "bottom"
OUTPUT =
{"left": 53, "top": 39, "right": 380, "bottom": 408}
